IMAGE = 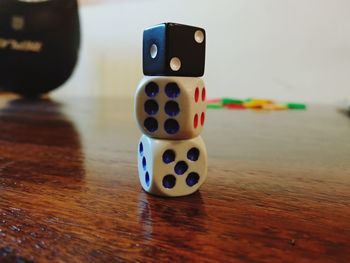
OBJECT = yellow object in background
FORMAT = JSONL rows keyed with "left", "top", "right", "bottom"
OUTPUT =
{"left": 262, "top": 104, "right": 288, "bottom": 110}
{"left": 243, "top": 98, "right": 274, "bottom": 109}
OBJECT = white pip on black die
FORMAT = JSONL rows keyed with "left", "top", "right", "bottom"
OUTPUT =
{"left": 135, "top": 76, "right": 207, "bottom": 140}
{"left": 137, "top": 135, "right": 208, "bottom": 197}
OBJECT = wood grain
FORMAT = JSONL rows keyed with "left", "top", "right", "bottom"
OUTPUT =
{"left": 0, "top": 95, "right": 349, "bottom": 262}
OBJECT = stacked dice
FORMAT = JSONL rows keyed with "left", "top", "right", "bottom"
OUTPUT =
{"left": 135, "top": 23, "right": 207, "bottom": 197}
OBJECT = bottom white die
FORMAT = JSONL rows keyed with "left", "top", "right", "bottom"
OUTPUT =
{"left": 137, "top": 135, "right": 208, "bottom": 197}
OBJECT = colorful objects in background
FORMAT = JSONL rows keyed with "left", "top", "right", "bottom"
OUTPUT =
{"left": 207, "top": 98, "right": 307, "bottom": 111}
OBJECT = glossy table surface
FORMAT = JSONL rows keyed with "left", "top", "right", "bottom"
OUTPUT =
{"left": 0, "top": 95, "right": 349, "bottom": 263}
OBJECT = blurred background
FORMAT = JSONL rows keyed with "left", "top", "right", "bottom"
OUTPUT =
{"left": 55, "top": 0, "right": 350, "bottom": 104}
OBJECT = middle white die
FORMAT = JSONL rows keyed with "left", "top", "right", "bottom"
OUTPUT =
{"left": 135, "top": 76, "right": 207, "bottom": 140}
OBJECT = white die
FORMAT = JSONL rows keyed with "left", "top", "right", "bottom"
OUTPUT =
{"left": 135, "top": 76, "right": 207, "bottom": 140}
{"left": 137, "top": 135, "right": 208, "bottom": 197}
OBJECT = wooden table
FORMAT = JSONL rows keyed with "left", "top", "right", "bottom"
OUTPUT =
{"left": 0, "top": 95, "right": 349, "bottom": 262}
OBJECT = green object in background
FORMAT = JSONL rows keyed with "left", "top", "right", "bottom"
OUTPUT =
{"left": 207, "top": 104, "right": 223, "bottom": 109}
{"left": 222, "top": 98, "right": 243, "bottom": 105}
{"left": 286, "top": 103, "right": 307, "bottom": 110}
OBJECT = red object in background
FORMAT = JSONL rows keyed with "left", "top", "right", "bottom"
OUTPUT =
{"left": 207, "top": 98, "right": 221, "bottom": 104}
{"left": 224, "top": 104, "right": 246, "bottom": 110}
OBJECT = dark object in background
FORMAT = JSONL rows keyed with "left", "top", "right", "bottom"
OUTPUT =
{"left": 143, "top": 22, "right": 206, "bottom": 77}
{"left": 0, "top": 0, "right": 80, "bottom": 97}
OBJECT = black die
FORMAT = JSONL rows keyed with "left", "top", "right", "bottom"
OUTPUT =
{"left": 143, "top": 22, "right": 206, "bottom": 77}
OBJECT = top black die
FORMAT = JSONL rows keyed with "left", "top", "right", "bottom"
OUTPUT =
{"left": 143, "top": 23, "right": 206, "bottom": 77}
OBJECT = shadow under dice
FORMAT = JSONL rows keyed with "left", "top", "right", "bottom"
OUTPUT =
{"left": 137, "top": 135, "right": 208, "bottom": 197}
{"left": 135, "top": 76, "right": 207, "bottom": 140}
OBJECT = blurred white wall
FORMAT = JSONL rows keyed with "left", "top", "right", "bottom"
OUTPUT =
{"left": 54, "top": 0, "right": 350, "bottom": 104}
